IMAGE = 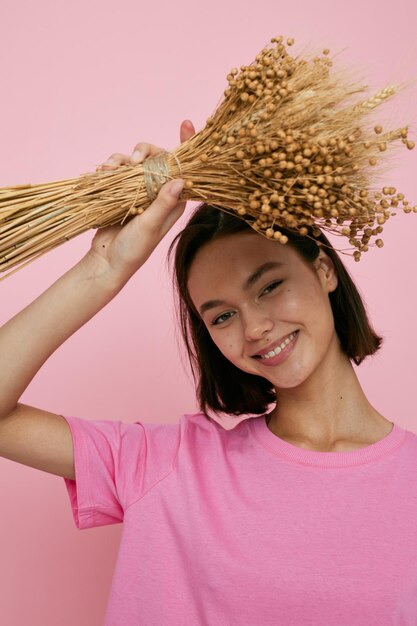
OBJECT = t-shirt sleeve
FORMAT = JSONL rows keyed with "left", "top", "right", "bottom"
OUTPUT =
{"left": 60, "top": 414, "right": 181, "bottom": 530}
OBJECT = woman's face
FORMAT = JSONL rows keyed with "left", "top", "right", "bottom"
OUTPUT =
{"left": 187, "top": 232, "right": 340, "bottom": 390}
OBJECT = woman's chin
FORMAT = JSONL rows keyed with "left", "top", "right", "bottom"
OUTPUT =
{"left": 268, "top": 364, "right": 314, "bottom": 390}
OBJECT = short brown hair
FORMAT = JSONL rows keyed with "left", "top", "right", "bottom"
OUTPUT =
{"left": 167, "top": 203, "right": 383, "bottom": 416}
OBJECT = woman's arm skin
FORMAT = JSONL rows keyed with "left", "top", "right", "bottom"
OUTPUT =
{"left": 0, "top": 120, "right": 196, "bottom": 481}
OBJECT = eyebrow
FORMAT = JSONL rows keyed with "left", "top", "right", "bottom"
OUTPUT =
{"left": 198, "top": 261, "right": 284, "bottom": 316}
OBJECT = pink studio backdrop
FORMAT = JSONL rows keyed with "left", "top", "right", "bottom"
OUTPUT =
{"left": 0, "top": 0, "right": 416, "bottom": 624}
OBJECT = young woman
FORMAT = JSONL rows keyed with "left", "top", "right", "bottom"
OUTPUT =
{"left": 1, "top": 119, "right": 416, "bottom": 625}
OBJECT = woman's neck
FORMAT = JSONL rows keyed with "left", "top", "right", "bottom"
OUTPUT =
{"left": 267, "top": 348, "right": 392, "bottom": 452}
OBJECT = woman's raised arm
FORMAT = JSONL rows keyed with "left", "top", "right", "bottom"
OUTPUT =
{"left": 0, "top": 119, "right": 196, "bottom": 480}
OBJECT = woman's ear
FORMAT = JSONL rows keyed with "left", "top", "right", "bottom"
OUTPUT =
{"left": 314, "top": 249, "right": 338, "bottom": 293}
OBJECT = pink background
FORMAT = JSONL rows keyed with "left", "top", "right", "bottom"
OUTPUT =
{"left": 0, "top": 0, "right": 416, "bottom": 624}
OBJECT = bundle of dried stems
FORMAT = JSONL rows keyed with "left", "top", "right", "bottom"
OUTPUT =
{"left": 0, "top": 35, "right": 416, "bottom": 280}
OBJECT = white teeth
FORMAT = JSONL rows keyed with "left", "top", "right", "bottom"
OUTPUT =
{"left": 259, "top": 331, "right": 297, "bottom": 359}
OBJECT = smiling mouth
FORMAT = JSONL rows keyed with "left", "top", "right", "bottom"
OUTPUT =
{"left": 252, "top": 330, "right": 299, "bottom": 360}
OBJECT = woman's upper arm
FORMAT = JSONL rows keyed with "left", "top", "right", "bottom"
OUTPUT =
{"left": 0, "top": 403, "right": 75, "bottom": 480}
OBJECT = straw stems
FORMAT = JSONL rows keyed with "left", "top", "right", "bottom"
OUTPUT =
{"left": 0, "top": 35, "right": 416, "bottom": 279}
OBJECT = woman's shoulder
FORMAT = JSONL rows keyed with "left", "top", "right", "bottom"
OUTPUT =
{"left": 400, "top": 425, "right": 417, "bottom": 450}
{"left": 177, "top": 412, "right": 261, "bottom": 446}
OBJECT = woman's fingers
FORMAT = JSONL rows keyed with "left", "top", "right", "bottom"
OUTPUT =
{"left": 96, "top": 122, "right": 196, "bottom": 173}
{"left": 172, "top": 120, "right": 197, "bottom": 214}
{"left": 137, "top": 179, "right": 185, "bottom": 237}
{"left": 180, "top": 119, "right": 196, "bottom": 144}
{"left": 96, "top": 152, "right": 131, "bottom": 172}
{"left": 96, "top": 143, "right": 164, "bottom": 172}
{"left": 131, "top": 142, "right": 165, "bottom": 164}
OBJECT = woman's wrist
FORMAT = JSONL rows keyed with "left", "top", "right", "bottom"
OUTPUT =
{"left": 77, "top": 250, "right": 131, "bottom": 295}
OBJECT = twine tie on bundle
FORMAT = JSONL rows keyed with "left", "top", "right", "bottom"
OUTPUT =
{"left": 142, "top": 151, "right": 183, "bottom": 201}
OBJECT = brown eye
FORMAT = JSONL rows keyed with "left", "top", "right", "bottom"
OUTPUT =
{"left": 211, "top": 311, "right": 235, "bottom": 326}
{"left": 261, "top": 280, "right": 282, "bottom": 296}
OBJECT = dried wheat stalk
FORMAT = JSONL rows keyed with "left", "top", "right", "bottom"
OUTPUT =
{"left": 0, "top": 35, "right": 415, "bottom": 280}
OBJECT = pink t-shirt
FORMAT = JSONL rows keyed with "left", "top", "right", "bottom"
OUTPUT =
{"left": 62, "top": 412, "right": 417, "bottom": 625}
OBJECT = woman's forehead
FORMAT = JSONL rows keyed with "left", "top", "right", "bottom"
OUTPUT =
{"left": 187, "top": 233, "right": 300, "bottom": 303}
{"left": 190, "top": 232, "right": 293, "bottom": 275}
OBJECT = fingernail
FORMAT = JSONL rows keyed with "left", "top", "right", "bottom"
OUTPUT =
{"left": 169, "top": 179, "right": 184, "bottom": 198}
{"left": 132, "top": 150, "right": 143, "bottom": 163}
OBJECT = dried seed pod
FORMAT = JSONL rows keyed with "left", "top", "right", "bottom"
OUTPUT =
{"left": 0, "top": 34, "right": 416, "bottom": 279}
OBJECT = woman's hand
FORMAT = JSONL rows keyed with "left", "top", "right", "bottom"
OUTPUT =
{"left": 84, "top": 119, "right": 196, "bottom": 286}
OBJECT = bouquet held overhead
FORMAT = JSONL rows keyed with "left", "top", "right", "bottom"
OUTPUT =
{"left": 0, "top": 35, "right": 416, "bottom": 280}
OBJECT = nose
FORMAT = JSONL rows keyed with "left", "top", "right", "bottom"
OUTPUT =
{"left": 242, "top": 308, "right": 274, "bottom": 342}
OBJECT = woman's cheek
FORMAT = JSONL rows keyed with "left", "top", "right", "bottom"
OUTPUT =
{"left": 224, "top": 338, "right": 239, "bottom": 361}
{"left": 209, "top": 328, "right": 234, "bottom": 359}
{"left": 283, "top": 290, "right": 303, "bottom": 314}
{"left": 217, "top": 331, "right": 241, "bottom": 363}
